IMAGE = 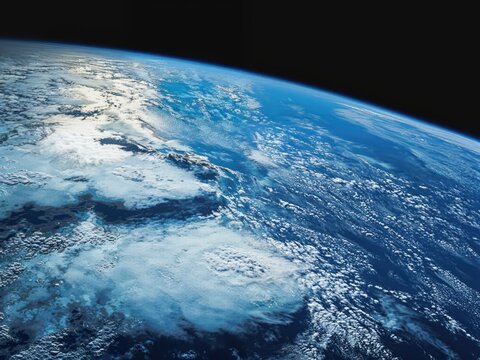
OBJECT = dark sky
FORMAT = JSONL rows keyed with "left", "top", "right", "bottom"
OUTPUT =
{"left": 1, "top": 1, "right": 478, "bottom": 138}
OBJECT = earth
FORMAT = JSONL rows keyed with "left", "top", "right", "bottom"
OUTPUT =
{"left": 0, "top": 40, "right": 479, "bottom": 360}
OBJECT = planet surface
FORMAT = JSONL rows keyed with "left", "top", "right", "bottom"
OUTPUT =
{"left": 0, "top": 40, "right": 479, "bottom": 359}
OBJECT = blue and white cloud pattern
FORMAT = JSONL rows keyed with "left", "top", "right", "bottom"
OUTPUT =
{"left": 0, "top": 41, "right": 479, "bottom": 359}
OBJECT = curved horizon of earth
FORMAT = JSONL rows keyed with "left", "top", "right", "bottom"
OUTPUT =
{"left": 0, "top": 40, "right": 479, "bottom": 359}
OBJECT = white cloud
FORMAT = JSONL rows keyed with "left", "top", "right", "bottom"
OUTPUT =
{"left": 8, "top": 220, "right": 303, "bottom": 336}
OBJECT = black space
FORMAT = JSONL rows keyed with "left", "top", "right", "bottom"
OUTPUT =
{"left": 1, "top": 1, "right": 478, "bottom": 138}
